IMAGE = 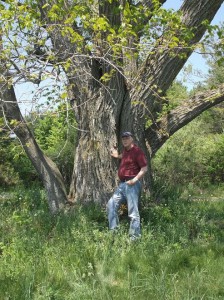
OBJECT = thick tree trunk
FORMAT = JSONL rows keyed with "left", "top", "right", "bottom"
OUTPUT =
{"left": 0, "top": 85, "right": 68, "bottom": 214}
{"left": 68, "top": 73, "right": 128, "bottom": 203}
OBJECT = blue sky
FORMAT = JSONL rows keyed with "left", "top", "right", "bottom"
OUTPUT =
{"left": 15, "top": 0, "right": 224, "bottom": 114}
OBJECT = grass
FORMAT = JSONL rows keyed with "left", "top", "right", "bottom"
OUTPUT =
{"left": 0, "top": 184, "right": 224, "bottom": 299}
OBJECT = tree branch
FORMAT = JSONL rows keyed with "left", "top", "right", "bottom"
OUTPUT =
{"left": 145, "top": 84, "right": 224, "bottom": 156}
{"left": 0, "top": 82, "right": 68, "bottom": 213}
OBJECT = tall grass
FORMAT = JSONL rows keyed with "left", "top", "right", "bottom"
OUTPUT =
{"left": 0, "top": 185, "right": 224, "bottom": 299}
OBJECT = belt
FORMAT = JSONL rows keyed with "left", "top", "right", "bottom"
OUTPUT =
{"left": 120, "top": 177, "right": 135, "bottom": 182}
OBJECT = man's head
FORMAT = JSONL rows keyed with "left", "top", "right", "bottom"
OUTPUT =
{"left": 121, "top": 131, "right": 134, "bottom": 149}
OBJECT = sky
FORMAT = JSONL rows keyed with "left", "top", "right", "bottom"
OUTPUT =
{"left": 15, "top": 0, "right": 224, "bottom": 115}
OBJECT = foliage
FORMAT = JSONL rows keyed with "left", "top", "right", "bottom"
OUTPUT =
{"left": 32, "top": 104, "right": 77, "bottom": 186}
{"left": 206, "top": 134, "right": 224, "bottom": 183}
{"left": 1, "top": 186, "right": 224, "bottom": 299}
{"left": 157, "top": 80, "right": 189, "bottom": 117}
{"left": 206, "top": 60, "right": 224, "bottom": 88}
{"left": 166, "top": 80, "right": 189, "bottom": 104}
{"left": 0, "top": 163, "right": 20, "bottom": 187}
{"left": 0, "top": 115, "right": 40, "bottom": 187}
{"left": 0, "top": 117, "right": 32, "bottom": 187}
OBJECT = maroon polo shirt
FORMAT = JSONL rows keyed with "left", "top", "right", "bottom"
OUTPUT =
{"left": 118, "top": 144, "right": 147, "bottom": 181}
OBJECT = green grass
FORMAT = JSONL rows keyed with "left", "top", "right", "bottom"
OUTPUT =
{"left": 0, "top": 185, "right": 224, "bottom": 299}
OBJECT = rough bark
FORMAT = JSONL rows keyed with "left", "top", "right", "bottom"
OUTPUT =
{"left": 0, "top": 85, "right": 68, "bottom": 214}
{"left": 68, "top": 72, "right": 127, "bottom": 203}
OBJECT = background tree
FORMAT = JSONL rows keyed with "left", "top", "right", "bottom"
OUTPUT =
{"left": 1, "top": 0, "right": 224, "bottom": 212}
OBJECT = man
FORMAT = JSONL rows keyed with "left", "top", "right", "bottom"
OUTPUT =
{"left": 107, "top": 131, "right": 148, "bottom": 240}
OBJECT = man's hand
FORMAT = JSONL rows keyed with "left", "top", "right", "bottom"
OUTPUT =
{"left": 127, "top": 178, "right": 138, "bottom": 186}
{"left": 110, "top": 147, "right": 119, "bottom": 158}
{"left": 126, "top": 166, "right": 148, "bottom": 185}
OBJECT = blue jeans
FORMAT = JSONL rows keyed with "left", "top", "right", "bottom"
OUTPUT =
{"left": 107, "top": 181, "right": 142, "bottom": 238}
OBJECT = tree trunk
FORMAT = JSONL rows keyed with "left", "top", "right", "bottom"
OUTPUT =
{"left": 1, "top": 85, "right": 68, "bottom": 214}
{"left": 68, "top": 72, "right": 129, "bottom": 203}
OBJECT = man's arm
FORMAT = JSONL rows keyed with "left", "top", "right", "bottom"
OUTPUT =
{"left": 110, "top": 147, "right": 122, "bottom": 159}
{"left": 127, "top": 166, "right": 148, "bottom": 185}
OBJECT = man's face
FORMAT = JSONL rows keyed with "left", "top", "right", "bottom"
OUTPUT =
{"left": 121, "top": 136, "right": 133, "bottom": 149}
